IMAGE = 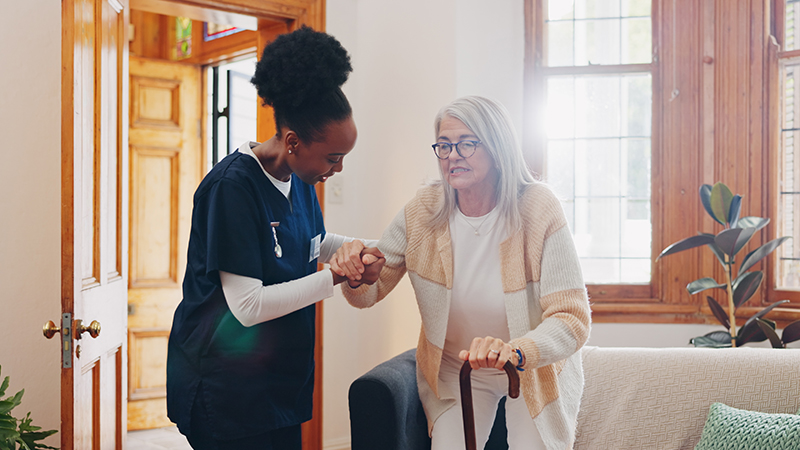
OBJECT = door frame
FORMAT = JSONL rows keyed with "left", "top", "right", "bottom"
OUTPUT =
{"left": 62, "top": 0, "right": 327, "bottom": 448}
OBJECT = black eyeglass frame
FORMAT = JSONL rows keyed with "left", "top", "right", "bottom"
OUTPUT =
{"left": 431, "top": 140, "right": 482, "bottom": 160}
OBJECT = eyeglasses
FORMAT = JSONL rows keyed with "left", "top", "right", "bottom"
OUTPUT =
{"left": 431, "top": 140, "right": 481, "bottom": 160}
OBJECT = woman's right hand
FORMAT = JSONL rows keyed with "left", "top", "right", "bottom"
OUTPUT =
{"left": 357, "top": 248, "right": 385, "bottom": 286}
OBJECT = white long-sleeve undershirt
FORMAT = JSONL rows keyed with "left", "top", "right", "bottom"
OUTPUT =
{"left": 221, "top": 233, "right": 378, "bottom": 327}
{"left": 222, "top": 142, "right": 377, "bottom": 326}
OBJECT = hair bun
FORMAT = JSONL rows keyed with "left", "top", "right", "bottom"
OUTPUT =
{"left": 252, "top": 25, "right": 352, "bottom": 110}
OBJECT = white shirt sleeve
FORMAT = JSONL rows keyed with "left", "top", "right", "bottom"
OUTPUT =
{"left": 220, "top": 270, "right": 334, "bottom": 327}
{"left": 318, "top": 233, "right": 379, "bottom": 264}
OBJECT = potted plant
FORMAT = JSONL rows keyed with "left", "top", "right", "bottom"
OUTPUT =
{"left": 657, "top": 182, "right": 800, "bottom": 348}
{"left": 0, "top": 365, "right": 57, "bottom": 450}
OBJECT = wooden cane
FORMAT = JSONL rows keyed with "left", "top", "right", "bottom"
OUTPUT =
{"left": 459, "top": 360, "right": 520, "bottom": 450}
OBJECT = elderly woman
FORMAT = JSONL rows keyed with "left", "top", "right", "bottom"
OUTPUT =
{"left": 333, "top": 96, "right": 590, "bottom": 449}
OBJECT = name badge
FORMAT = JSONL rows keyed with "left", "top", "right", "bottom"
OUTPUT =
{"left": 309, "top": 234, "right": 321, "bottom": 262}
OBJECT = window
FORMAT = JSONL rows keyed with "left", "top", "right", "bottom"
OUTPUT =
{"left": 526, "top": 0, "right": 800, "bottom": 324}
{"left": 207, "top": 57, "right": 258, "bottom": 168}
{"left": 775, "top": 0, "right": 800, "bottom": 308}
{"left": 531, "top": 0, "right": 653, "bottom": 284}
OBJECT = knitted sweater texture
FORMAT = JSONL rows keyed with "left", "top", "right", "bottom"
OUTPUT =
{"left": 343, "top": 183, "right": 591, "bottom": 450}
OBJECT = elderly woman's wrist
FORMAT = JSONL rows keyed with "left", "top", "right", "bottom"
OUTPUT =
{"left": 513, "top": 347, "right": 526, "bottom": 371}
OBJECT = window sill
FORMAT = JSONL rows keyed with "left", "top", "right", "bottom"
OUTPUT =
{"left": 590, "top": 302, "right": 800, "bottom": 328}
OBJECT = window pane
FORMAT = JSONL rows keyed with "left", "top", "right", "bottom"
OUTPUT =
{"left": 548, "top": 0, "right": 574, "bottom": 20}
{"left": 575, "top": 138, "right": 620, "bottom": 197}
{"left": 779, "top": 61, "right": 800, "bottom": 289}
{"left": 622, "top": 0, "right": 651, "bottom": 16}
{"left": 545, "top": 77, "right": 576, "bottom": 139}
{"left": 546, "top": 140, "right": 575, "bottom": 199}
{"left": 620, "top": 258, "right": 651, "bottom": 283}
{"left": 575, "top": 0, "right": 620, "bottom": 19}
{"left": 622, "top": 200, "right": 650, "bottom": 258}
{"left": 581, "top": 258, "right": 620, "bottom": 282}
{"left": 547, "top": 21, "right": 575, "bottom": 67}
{"left": 622, "top": 17, "right": 652, "bottom": 64}
{"left": 623, "top": 74, "right": 653, "bottom": 136}
{"left": 546, "top": 0, "right": 651, "bottom": 67}
{"left": 575, "top": 76, "right": 621, "bottom": 138}
{"left": 574, "top": 197, "right": 621, "bottom": 259}
{"left": 575, "top": 19, "right": 621, "bottom": 65}
{"left": 229, "top": 70, "right": 258, "bottom": 150}
{"left": 544, "top": 73, "right": 652, "bottom": 284}
{"left": 624, "top": 138, "right": 651, "bottom": 197}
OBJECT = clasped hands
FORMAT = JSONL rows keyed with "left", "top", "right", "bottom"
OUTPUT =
{"left": 329, "top": 240, "right": 385, "bottom": 288}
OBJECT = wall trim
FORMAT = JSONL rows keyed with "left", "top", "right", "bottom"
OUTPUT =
{"left": 323, "top": 437, "right": 350, "bottom": 450}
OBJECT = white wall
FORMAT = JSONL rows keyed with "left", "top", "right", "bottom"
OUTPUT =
{"left": 0, "top": 0, "right": 63, "bottom": 446}
{"left": 323, "top": 2, "right": 799, "bottom": 449}
{"left": 324, "top": 1, "right": 523, "bottom": 448}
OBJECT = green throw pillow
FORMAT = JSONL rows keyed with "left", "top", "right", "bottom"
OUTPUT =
{"left": 694, "top": 402, "right": 800, "bottom": 450}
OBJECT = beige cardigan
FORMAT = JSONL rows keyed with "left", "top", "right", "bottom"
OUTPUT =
{"left": 344, "top": 183, "right": 591, "bottom": 450}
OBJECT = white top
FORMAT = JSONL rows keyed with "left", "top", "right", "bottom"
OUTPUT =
{"left": 239, "top": 141, "right": 291, "bottom": 197}
{"left": 443, "top": 206, "right": 510, "bottom": 359}
{"left": 219, "top": 142, "right": 376, "bottom": 327}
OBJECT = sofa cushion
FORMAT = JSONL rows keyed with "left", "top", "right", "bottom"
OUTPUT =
{"left": 575, "top": 346, "right": 800, "bottom": 450}
{"left": 694, "top": 402, "right": 800, "bottom": 450}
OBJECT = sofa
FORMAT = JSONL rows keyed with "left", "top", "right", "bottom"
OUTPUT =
{"left": 349, "top": 346, "right": 800, "bottom": 450}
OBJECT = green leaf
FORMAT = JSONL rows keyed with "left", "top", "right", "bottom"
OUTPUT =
{"left": 728, "top": 194, "right": 742, "bottom": 227}
{"left": 0, "top": 417, "right": 17, "bottom": 431}
{"left": 700, "top": 184, "right": 724, "bottom": 225}
{"left": 715, "top": 228, "right": 743, "bottom": 257}
{"left": 687, "top": 278, "right": 727, "bottom": 295}
{"left": 740, "top": 300, "right": 789, "bottom": 334}
{"left": 732, "top": 227, "right": 756, "bottom": 257}
{"left": 657, "top": 234, "right": 716, "bottom": 260}
{"left": 690, "top": 331, "right": 732, "bottom": 347}
{"left": 782, "top": 319, "right": 800, "bottom": 344}
{"left": 736, "top": 318, "right": 771, "bottom": 345}
{"left": 710, "top": 182, "right": 734, "bottom": 225}
{"left": 0, "top": 390, "right": 24, "bottom": 415}
{"left": 732, "top": 271, "right": 763, "bottom": 308}
{"left": 756, "top": 319, "right": 784, "bottom": 348}
{"left": 0, "top": 374, "right": 8, "bottom": 398}
{"left": 736, "top": 216, "right": 770, "bottom": 231}
{"left": 0, "top": 428, "right": 20, "bottom": 444}
{"left": 738, "top": 236, "right": 791, "bottom": 276}
{"left": 706, "top": 296, "right": 730, "bottom": 329}
{"left": 699, "top": 234, "right": 727, "bottom": 267}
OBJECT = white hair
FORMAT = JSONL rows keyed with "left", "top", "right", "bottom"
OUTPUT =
{"left": 430, "top": 96, "right": 537, "bottom": 232}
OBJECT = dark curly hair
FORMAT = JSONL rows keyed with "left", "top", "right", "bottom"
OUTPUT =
{"left": 251, "top": 26, "right": 353, "bottom": 142}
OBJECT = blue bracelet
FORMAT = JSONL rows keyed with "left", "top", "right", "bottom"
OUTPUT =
{"left": 513, "top": 348, "right": 525, "bottom": 371}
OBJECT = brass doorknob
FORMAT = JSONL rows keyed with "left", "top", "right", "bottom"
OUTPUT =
{"left": 43, "top": 320, "right": 61, "bottom": 339}
{"left": 75, "top": 319, "right": 101, "bottom": 339}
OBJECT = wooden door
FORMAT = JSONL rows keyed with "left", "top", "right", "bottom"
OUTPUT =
{"left": 126, "top": 56, "right": 203, "bottom": 430}
{"left": 61, "top": 0, "right": 130, "bottom": 448}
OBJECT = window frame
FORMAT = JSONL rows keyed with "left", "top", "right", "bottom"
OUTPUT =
{"left": 524, "top": 0, "right": 661, "bottom": 306}
{"left": 767, "top": 0, "right": 800, "bottom": 318}
{"left": 524, "top": 0, "right": 800, "bottom": 326}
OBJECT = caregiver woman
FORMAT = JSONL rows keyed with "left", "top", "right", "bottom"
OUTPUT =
{"left": 333, "top": 96, "right": 591, "bottom": 450}
{"left": 166, "top": 27, "right": 383, "bottom": 450}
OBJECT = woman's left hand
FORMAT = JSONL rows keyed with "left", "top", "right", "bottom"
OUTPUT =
{"left": 459, "top": 336, "right": 517, "bottom": 371}
{"left": 329, "top": 240, "right": 368, "bottom": 281}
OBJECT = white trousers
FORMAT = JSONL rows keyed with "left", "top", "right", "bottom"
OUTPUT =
{"left": 431, "top": 354, "right": 546, "bottom": 450}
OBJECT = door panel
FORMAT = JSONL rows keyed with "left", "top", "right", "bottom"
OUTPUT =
{"left": 62, "top": 0, "right": 129, "bottom": 448}
{"left": 128, "top": 56, "right": 202, "bottom": 430}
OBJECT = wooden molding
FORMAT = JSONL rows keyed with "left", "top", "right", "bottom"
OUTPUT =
{"left": 131, "top": 0, "right": 258, "bottom": 29}
{"left": 128, "top": 328, "right": 170, "bottom": 401}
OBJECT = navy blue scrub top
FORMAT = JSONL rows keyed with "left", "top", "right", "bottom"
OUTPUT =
{"left": 166, "top": 149, "right": 325, "bottom": 440}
